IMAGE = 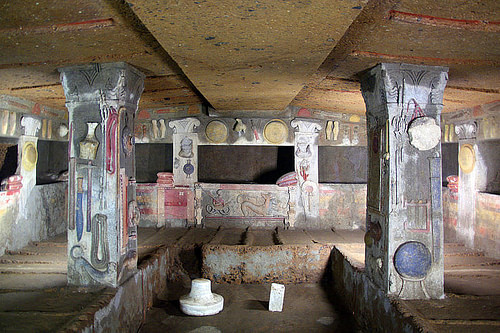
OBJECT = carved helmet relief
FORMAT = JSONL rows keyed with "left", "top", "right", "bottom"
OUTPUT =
{"left": 179, "top": 137, "right": 194, "bottom": 158}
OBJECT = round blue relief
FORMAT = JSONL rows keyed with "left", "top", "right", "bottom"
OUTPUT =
{"left": 183, "top": 162, "right": 194, "bottom": 176}
{"left": 394, "top": 241, "right": 432, "bottom": 280}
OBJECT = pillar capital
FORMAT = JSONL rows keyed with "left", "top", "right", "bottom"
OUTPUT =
{"left": 20, "top": 116, "right": 41, "bottom": 137}
{"left": 169, "top": 117, "right": 201, "bottom": 134}
{"left": 290, "top": 118, "right": 322, "bottom": 134}
{"left": 361, "top": 63, "right": 448, "bottom": 116}
{"left": 59, "top": 62, "right": 145, "bottom": 109}
{"left": 455, "top": 121, "right": 478, "bottom": 141}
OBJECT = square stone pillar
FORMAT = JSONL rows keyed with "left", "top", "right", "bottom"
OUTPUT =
{"left": 169, "top": 118, "right": 201, "bottom": 187}
{"left": 291, "top": 118, "right": 321, "bottom": 229}
{"left": 360, "top": 63, "right": 448, "bottom": 299}
{"left": 59, "top": 63, "right": 144, "bottom": 287}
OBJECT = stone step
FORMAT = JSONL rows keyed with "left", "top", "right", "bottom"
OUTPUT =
{"left": 0, "top": 253, "right": 67, "bottom": 265}
{"left": 0, "top": 263, "right": 67, "bottom": 274}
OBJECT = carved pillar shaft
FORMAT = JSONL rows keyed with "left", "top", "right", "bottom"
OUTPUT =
{"left": 361, "top": 63, "right": 448, "bottom": 299}
{"left": 291, "top": 118, "right": 321, "bottom": 228}
{"left": 17, "top": 116, "right": 41, "bottom": 217}
{"left": 169, "top": 118, "right": 201, "bottom": 187}
{"left": 59, "top": 62, "right": 144, "bottom": 287}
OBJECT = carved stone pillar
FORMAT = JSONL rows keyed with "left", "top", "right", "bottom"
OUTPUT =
{"left": 360, "top": 63, "right": 448, "bottom": 299}
{"left": 59, "top": 62, "right": 144, "bottom": 287}
{"left": 454, "top": 121, "right": 480, "bottom": 249}
{"left": 169, "top": 118, "right": 201, "bottom": 187}
{"left": 291, "top": 118, "right": 321, "bottom": 228}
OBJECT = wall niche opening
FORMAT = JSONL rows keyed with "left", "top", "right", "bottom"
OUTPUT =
{"left": 198, "top": 145, "right": 294, "bottom": 184}
{"left": 36, "top": 140, "right": 68, "bottom": 185}
{"left": 0, "top": 142, "right": 18, "bottom": 186}
{"left": 318, "top": 146, "right": 368, "bottom": 184}
{"left": 136, "top": 143, "right": 173, "bottom": 183}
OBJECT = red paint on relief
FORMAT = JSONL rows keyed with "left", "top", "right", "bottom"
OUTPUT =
{"left": 139, "top": 208, "right": 155, "bottom": 215}
{"left": 164, "top": 190, "right": 188, "bottom": 219}
{"left": 165, "top": 190, "right": 188, "bottom": 207}
{"left": 106, "top": 107, "right": 118, "bottom": 174}
{"left": 137, "top": 110, "right": 151, "bottom": 119}
{"left": 473, "top": 105, "right": 484, "bottom": 117}
{"left": 297, "top": 108, "right": 311, "bottom": 117}
{"left": 32, "top": 103, "right": 41, "bottom": 115}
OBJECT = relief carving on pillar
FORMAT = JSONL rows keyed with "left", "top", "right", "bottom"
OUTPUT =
{"left": 59, "top": 62, "right": 145, "bottom": 107}
{"left": 362, "top": 64, "right": 448, "bottom": 110}
{"left": 383, "top": 66, "right": 448, "bottom": 106}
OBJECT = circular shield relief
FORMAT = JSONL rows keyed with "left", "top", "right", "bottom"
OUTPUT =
{"left": 458, "top": 143, "right": 475, "bottom": 173}
{"left": 205, "top": 120, "right": 228, "bottom": 143}
{"left": 407, "top": 117, "right": 441, "bottom": 151}
{"left": 264, "top": 119, "right": 288, "bottom": 144}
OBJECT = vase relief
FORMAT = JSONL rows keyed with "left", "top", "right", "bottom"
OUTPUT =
{"left": 80, "top": 122, "right": 99, "bottom": 160}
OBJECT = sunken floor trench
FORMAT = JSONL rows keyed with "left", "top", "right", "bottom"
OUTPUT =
{"left": 138, "top": 227, "right": 362, "bottom": 333}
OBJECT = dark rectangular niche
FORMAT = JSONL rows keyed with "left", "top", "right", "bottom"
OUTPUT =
{"left": 136, "top": 143, "right": 173, "bottom": 183}
{"left": 441, "top": 142, "right": 458, "bottom": 186}
{"left": 0, "top": 141, "right": 18, "bottom": 185}
{"left": 198, "top": 145, "right": 294, "bottom": 184}
{"left": 36, "top": 140, "right": 68, "bottom": 185}
{"left": 318, "top": 146, "right": 368, "bottom": 183}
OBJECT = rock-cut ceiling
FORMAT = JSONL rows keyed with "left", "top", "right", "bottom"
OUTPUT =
{"left": 0, "top": 0, "right": 499, "bottom": 116}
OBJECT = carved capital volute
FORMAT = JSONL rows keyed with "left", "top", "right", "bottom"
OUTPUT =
{"left": 169, "top": 117, "right": 201, "bottom": 134}
{"left": 20, "top": 116, "right": 41, "bottom": 137}
{"left": 291, "top": 118, "right": 322, "bottom": 134}
{"left": 455, "top": 121, "right": 478, "bottom": 140}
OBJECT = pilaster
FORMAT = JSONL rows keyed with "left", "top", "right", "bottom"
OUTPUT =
{"left": 291, "top": 118, "right": 321, "bottom": 228}
{"left": 17, "top": 116, "right": 41, "bottom": 217}
{"left": 169, "top": 117, "right": 201, "bottom": 187}
{"left": 360, "top": 63, "right": 448, "bottom": 299}
{"left": 454, "top": 121, "right": 480, "bottom": 249}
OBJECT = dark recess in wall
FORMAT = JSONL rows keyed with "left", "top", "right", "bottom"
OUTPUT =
{"left": 36, "top": 140, "right": 68, "bottom": 185}
{"left": 0, "top": 143, "right": 18, "bottom": 184}
{"left": 441, "top": 143, "right": 459, "bottom": 185}
{"left": 136, "top": 143, "right": 173, "bottom": 183}
{"left": 199, "top": 145, "right": 294, "bottom": 184}
{"left": 480, "top": 139, "right": 500, "bottom": 194}
{"left": 319, "top": 146, "right": 367, "bottom": 183}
